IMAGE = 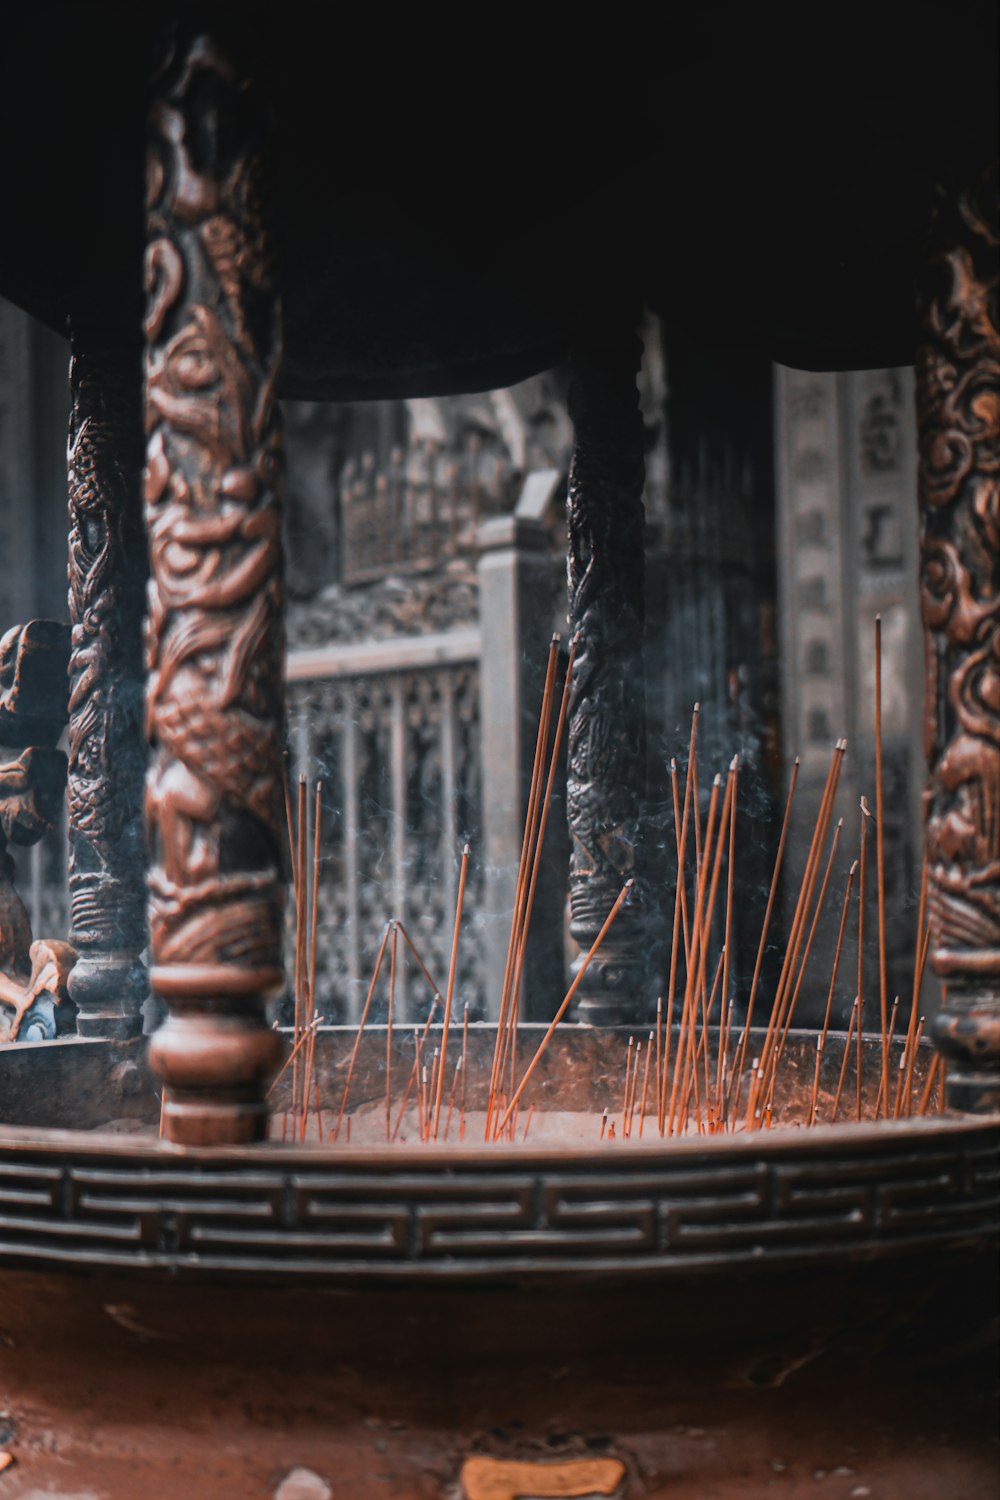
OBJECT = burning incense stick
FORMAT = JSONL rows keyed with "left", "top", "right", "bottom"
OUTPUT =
{"left": 874, "top": 616, "right": 890, "bottom": 1118}
{"left": 638, "top": 1030, "right": 653, "bottom": 1137}
{"left": 917, "top": 1041, "right": 940, "bottom": 1116}
{"left": 750, "top": 743, "right": 844, "bottom": 1125}
{"left": 386, "top": 920, "right": 398, "bottom": 1141}
{"left": 433, "top": 843, "right": 470, "bottom": 1140}
{"left": 283, "top": 751, "right": 298, "bottom": 903}
{"left": 444, "top": 1056, "right": 462, "bottom": 1140}
{"left": 808, "top": 1033, "right": 824, "bottom": 1127}
{"left": 873, "top": 996, "right": 899, "bottom": 1119}
{"left": 670, "top": 771, "right": 723, "bottom": 1136}
{"left": 732, "top": 758, "right": 800, "bottom": 1113}
{"left": 626, "top": 1042, "right": 642, "bottom": 1138}
{"left": 896, "top": 858, "right": 929, "bottom": 1119}
{"left": 497, "top": 636, "right": 578, "bottom": 1136}
{"left": 717, "top": 755, "right": 738, "bottom": 1119}
{"left": 766, "top": 818, "right": 845, "bottom": 1105}
{"left": 332, "top": 920, "right": 391, "bottom": 1142}
{"left": 267, "top": 1015, "right": 324, "bottom": 1098}
{"left": 689, "top": 704, "right": 702, "bottom": 886}
{"left": 622, "top": 1035, "right": 635, "bottom": 1137}
{"left": 658, "top": 761, "right": 688, "bottom": 1133}
{"left": 655, "top": 994, "right": 663, "bottom": 1131}
{"left": 303, "top": 779, "right": 323, "bottom": 1141}
{"left": 392, "top": 999, "right": 440, "bottom": 1142}
{"left": 396, "top": 921, "right": 444, "bottom": 1004}
{"left": 857, "top": 798, "right": 872, "bottom": 1123}
{"left": 292, "top": 774, "right": 308, "bottom": 1135}
{"left": 831, "top": 998, "right": 859, "bottom": 1124}
{"left": 495, "top": 880, "right": 634, "bottom": 1135}
{"left": 461, "top": 1001, "right": 469, "bottom": 1142}
{"left": 487, "top": 636, "right": 561, "bottom": 1137}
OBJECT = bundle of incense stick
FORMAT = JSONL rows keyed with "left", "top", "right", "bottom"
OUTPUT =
{"left": 286, "top": 615, "right": 943, "bottom": 1147}
{"left": 269, "top": 767, "right": 326, "bottom": 1142}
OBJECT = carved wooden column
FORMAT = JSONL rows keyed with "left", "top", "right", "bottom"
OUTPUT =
{"left": 144, "top": 29, "right": 284, "bottom": 1143}
{"left": 566, "top": 330, "right": 654, "bottom": 1024}
{"left": 66, "top": 339, "right": 148, "bottom": 1039}
{"left": 917, "top": 166, "right": 1000, "bottom": 1114}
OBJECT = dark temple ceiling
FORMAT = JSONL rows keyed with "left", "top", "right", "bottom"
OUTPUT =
{"left": 1, "top": 2, "right": 996, "bottom": 398}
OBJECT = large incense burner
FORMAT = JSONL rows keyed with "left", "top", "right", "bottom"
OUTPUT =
{"left": 0, "top": 4, "right": 997, "bottom": 1497}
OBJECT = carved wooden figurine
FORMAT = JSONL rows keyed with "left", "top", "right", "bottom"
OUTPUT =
{"left": 144, "top": 26, "right": 285, "bottom": 1142}
{"left": 0, "top": 621, "right": 77, "bottom": 1042}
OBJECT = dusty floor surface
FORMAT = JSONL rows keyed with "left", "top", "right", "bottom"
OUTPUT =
{"left": 0, "top": 1251, "right": 995, "bottom": 1499}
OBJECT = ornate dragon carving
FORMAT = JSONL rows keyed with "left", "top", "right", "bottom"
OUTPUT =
{"left": 67, "top": 341, "right": 148, "bottom": 1037}
{"left": 144, "top": 29, "right": 284, "bottom": 1142}
{"left": 917, "top": 166, "right": 1000, "bottom": 1111}
{"left": 566, "top": 333, "right": 653, "bottom": 1022}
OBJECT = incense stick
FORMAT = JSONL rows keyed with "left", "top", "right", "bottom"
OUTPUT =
{"left": 668, "top": 773, "right": 719, "bottom": 1136}
{"left": 638, "top": 1030, "right": 653, "bottom": 1138}
{"left": 267, "top": 1016, "right": 323, "bottom": 1098}
{"left": 717, "top": 756, "right": 738, "bottom": 1120}
{"left": 396, "top": 921, "right": 444, "bottom": 1004}
{"left": 486, "top": 636, "right": 561, "bottom": 1138}
{"left": 391, "top": 999, "right": 439, "bottom": 1142}
{"left": 433, "top": 843, "right": 470, "bottom": 1140}
{"left": 658, "top": 760, "right": 689, "bottom": 1133}
{"left": 830, "top": 998, "right": 859, "bottom": 1124}
{"left": 385, "top": 919, "right": 398, "bottom": 1141}
{"left": 303, "top": 779, "right": 323, "bottom": 1141}
{"left": 857, "top": 798, "right": 872, "bottom": 1123}
{"left": 622, "top": 1035, "right": 634, "bottom": 1137}
{"left": 873, "top": 996, "right": 899, "bottom": 1119}
{"left": 443, "top": 1057, "right": 462, "bottom": 1141}
{"left": 332, "top": 920, "right": 391, "bottom": 1142}
{"left": 896, "top": 857, "right": 928, "bottom": 1120}
{"left": 461, "top": 1002, "right": 469, "bottom": 1142}
{"left": 626, "top": 1042, "right": 641, "bottom": 1138}
{"left": 750, "top": 743, "right": 844, "bottom": 1126}
{"left": 766, "top": 818, "right": 845, "bottom": 1106}
{"left": 874, "top": 616, "right": 890, "bottom": 1118}
{"left": 495, "top": 880, "right": 634, "bottom": 1135}
{"left": 293, "top": 774, "right": 308, "bottom": 1133}
{"left": 904, "top": 1016, "right": 925, "bottom": 1116}
{"left": 494, "top": 638, "right": 577, "bottom": 1137}
{"left": 917, "top": 1043, "right": 940, "bottom": 1117}
{"left": 732, "top": 758, "right": 800, "bottom": 1114}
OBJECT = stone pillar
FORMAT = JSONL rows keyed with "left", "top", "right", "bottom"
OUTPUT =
{"left": 566, "top": 330, "right": 653, "bottom": 1024}
{"left": 477, "top": 512, "right": 565, "bottom": 1020}
{"left": 917, "top": 166, "right": 1000, "bottom": 1114}
{"left": 144, "top": 27, "right": 284, "bottom": 1144}
{"left": 66, "top": 338, "right": 148, "bottom": 1039}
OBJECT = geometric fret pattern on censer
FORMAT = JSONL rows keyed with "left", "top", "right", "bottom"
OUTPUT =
{"left": 287, "top": 659, "right": 484, "bottom": 1024}
{"left": 0, "top": 1123, "right": 994, "bottom": 1281}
